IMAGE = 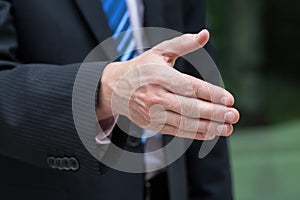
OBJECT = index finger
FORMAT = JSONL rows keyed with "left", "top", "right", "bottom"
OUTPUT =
{"left": 182, "top": 74, "right": 235, "bottom": 106}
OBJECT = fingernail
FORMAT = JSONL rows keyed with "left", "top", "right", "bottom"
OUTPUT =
{"left": 217, "top": 125, "right": 227, "bottom": 134}
{"left": 195, "top": 30, "right": 205, "bottom": 38}
{"left": 220, "top": 96, "right": 230, "bottom": 105}
{"left": 225, "top": 111, "right": 235, "bottom": 122}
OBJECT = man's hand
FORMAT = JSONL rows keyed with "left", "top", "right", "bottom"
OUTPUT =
{"left": 97, "top": 30, "right": 240, "bottom": 140}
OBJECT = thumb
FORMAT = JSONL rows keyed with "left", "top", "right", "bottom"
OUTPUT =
{"left": 152, "top": 29, "right": 210, "bottom": 60}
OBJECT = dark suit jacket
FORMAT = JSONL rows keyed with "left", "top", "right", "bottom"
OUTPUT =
{"left": 0, "top": 0, "right": 232, "bottom": 199}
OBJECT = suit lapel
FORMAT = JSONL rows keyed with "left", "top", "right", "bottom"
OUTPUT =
{"left": 143, "top": 0, "right": 184, "bottom": 32}
{"left": 143, "top": 0, "right": 165, "bottom": 27}
{"left": 73, "top": 0, "right": 112, "bottom": 43}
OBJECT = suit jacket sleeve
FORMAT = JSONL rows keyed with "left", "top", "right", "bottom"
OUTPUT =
{"left": 0, "top": 0, "right": 120, "bottom": 175}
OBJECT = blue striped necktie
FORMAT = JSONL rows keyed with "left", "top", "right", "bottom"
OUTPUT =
{"left": 101, "top": 0, "right": 148, "bottom": 148}
{"left": 101, "top": 0, "right": 136, "bottom": 61}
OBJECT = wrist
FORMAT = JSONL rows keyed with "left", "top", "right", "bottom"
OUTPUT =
{"left": 96, "top": 62, "right": 124, "bottom": 120}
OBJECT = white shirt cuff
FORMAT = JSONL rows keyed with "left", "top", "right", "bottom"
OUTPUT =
{"left": 95, "top": 115, "right": 119, "bottom": 144}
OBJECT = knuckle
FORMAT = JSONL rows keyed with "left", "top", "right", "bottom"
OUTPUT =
{"left": 201, "top": 104, "right": 214, "bottom": 119}
{"left": 198, "top": 81, "right": 209, "bottom": 95}
{"left": 170, "top": 95, "right": 180, "bottom": 110}
{"left": 136, "top": 106, "right": 151, "bottom": 124}
{"left": 179, "top": 116, "right": 190, "bottom": 131}
{"left": 211, "top": 107, "right": 218, "bottom": 119}
{"left": 201, "top": 120, "right": 210, "bottom": 134}
{"left": 182, "top": 99, "right": 198, "bottom": 117}
{"left": 152, "top": 111, "right": 166, "bottom": 126}
{"left": 144, "top": 94, "right": 162, "bottom": 108}
{"left": 172, "top": 115, "right": 181, "bottom": 129}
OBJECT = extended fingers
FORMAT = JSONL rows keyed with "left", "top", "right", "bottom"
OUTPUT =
{"left": 164, "top": 111, "right": 233, "bottom": 136}
{"left": 182, "top": 74, "right": 235, "bottom": 106}
{"left": 160, "top": 93, "right": 239, "bottom": 124}
{"left": 159, "top": 123, "right": 233, "bottom": 141}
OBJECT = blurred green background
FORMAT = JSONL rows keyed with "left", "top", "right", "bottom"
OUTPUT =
{"left": 207, "top": 0, "right": 300, "bottom": 199}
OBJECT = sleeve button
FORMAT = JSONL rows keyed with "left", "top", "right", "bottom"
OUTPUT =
{"left": 69, "top": 157, "right": 80, "bottom": 171}
{"left": 54, "top": 158, "right": 63, "bottom": 170}
{"left": 47, "top": 156, "right": 56, "bottom": 169}
{"left": 61, "top": 157, "right": 70, "bottom": 170}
